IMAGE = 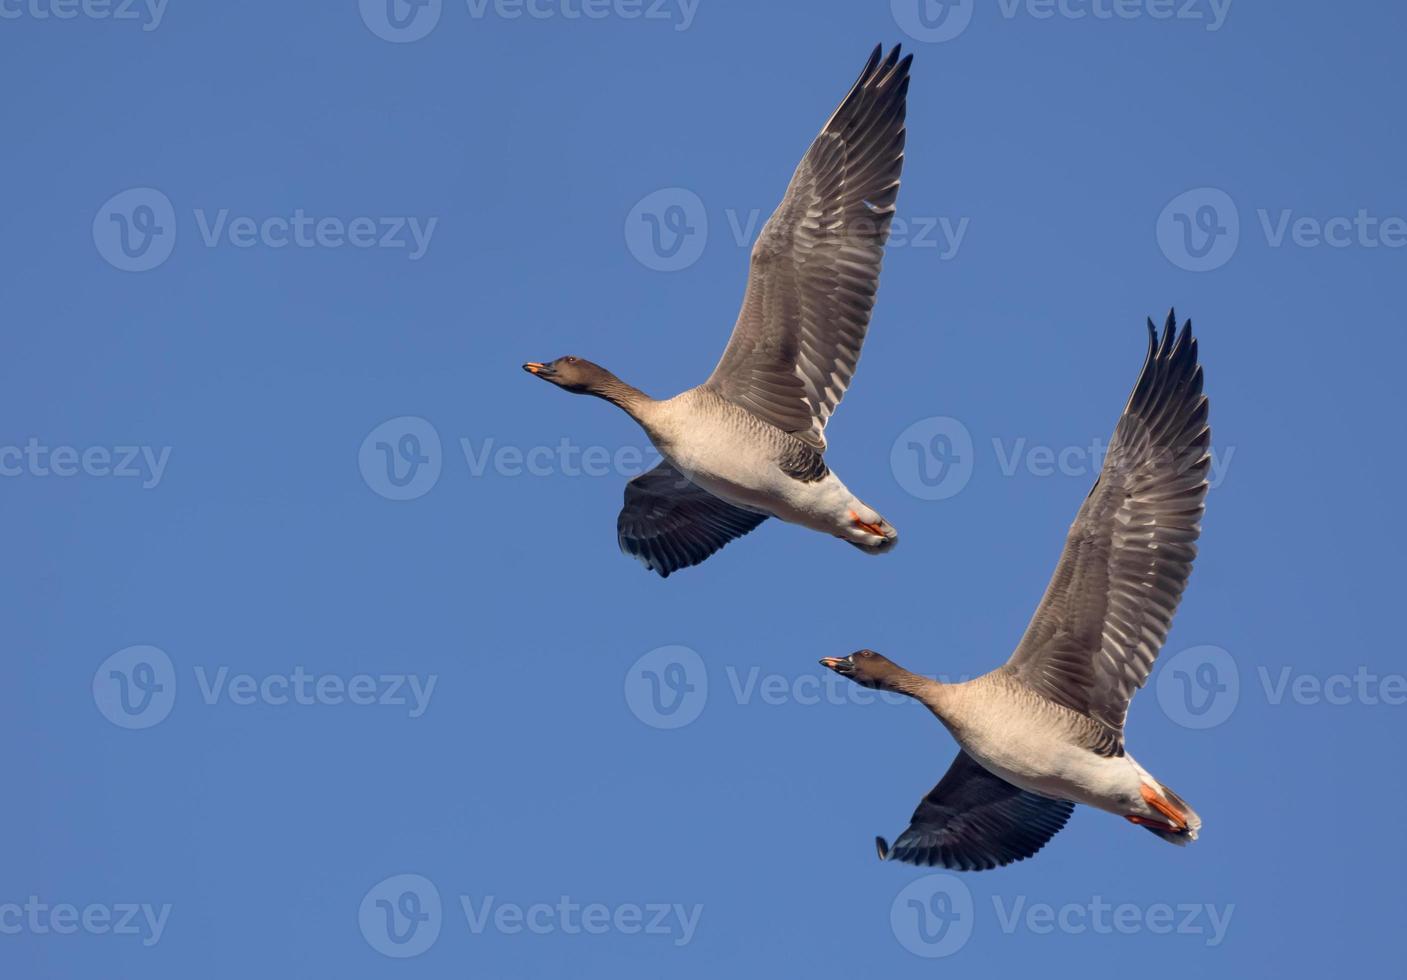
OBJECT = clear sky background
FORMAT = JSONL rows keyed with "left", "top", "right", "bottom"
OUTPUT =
{"left": 5, "top": 1, "right": 1405, "bottom": 976}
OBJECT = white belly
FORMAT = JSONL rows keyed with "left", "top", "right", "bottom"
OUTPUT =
{"left": 638, "top": 392, "right": 890, "bottom": 548}
{"left": 951, "top": 708, "right": 1145, "bottom": 816}
{"left": 652, "top": 428, "right": 852, "bottom": 533}
{"left": 966, "top": 740, "right": 1142, "bottom": 816}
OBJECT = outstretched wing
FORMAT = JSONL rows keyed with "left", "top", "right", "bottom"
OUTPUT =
{"left": 879, "top": 751, "right": 1074, "bottom": 871}
{"left": 1003, "top": 312, "right": 1211, "bottom": 749}
{"left": 617, "top": 461, "right": 769, "bottom": 578}
{"left": 705, "top": 44, "right": 911, "bottom": 451}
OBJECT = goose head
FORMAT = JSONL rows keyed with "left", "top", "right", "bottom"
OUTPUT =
{"left": 522, "top": 356, "right": 615, "bottom": 395}
{"left": 819, "top": 649, "right": 905, "bottom": 691}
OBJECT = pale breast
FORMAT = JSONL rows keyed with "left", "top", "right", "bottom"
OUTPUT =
{"left": 642, "top": 388, "right": 830, "bottom": 516}
{"left": 941, "top": 676, "right": 1144, "bottom": 813}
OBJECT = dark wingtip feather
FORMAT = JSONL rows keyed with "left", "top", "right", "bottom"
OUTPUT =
{"left": 863, "top": 43, "right": 882, "bottom": 77}
{"left": 1176, "top": 316, "right": 1194, "bottom": 355}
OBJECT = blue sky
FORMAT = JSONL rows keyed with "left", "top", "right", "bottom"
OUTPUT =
{"left": 4, "top": 1, "right": 1405, "bottom": 975}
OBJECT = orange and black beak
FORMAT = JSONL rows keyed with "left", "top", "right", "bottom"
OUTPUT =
{"left": 819, "top": 655, "right": 855, "bottom": 677}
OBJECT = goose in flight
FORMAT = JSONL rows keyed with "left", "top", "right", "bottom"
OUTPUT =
{"left": 822, "top": 312, "right": 1210, "bottom": 870}
{"left": 524, "top": 45, "right": 911, "bottom": 577}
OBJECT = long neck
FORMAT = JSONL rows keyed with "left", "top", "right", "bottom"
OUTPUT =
{"left": 881, "top": 668, "right": 951, "bottom": 715}
{"left": 588, "top": 373, "right": 652, "bottom": 420}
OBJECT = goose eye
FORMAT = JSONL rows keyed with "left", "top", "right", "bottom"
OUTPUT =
{"left": 565, "top": 357, "right": 578, "bottom": 364}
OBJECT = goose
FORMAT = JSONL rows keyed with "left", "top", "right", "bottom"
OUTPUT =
{"left": 524, "top": 45, "right": 911, "bottom": 577}
{"left": 821, "top": 312, "right": 1210, "bottom": 871}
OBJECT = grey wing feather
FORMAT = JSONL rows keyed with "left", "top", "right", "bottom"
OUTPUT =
{"left": 705, "top": 44, "right": 911, "bottom": 451}
{"left": 879, "top": 751, "right": 1074, "bottom": 871}
{"left": 617, "top": 461, "right": 769, "bottom": 578}
{"left": 1003, "top": 311, "right": 1211, "bottom": 747}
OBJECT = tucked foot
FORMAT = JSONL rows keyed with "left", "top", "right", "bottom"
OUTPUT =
{"left": 1126, "top": 781, "right": 1200, "bottom": 846}
{"left": 1140, "top": 782, "right": 1189, "bottom": 831}
{"left": 1125, "top": 814, "right": 1181, "bottom": 834}
{"left": 849, "top": 509, "right": 886, "bottom": 536}
{"left": 844, "top": 509, "right": 898, "bottom": 555}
